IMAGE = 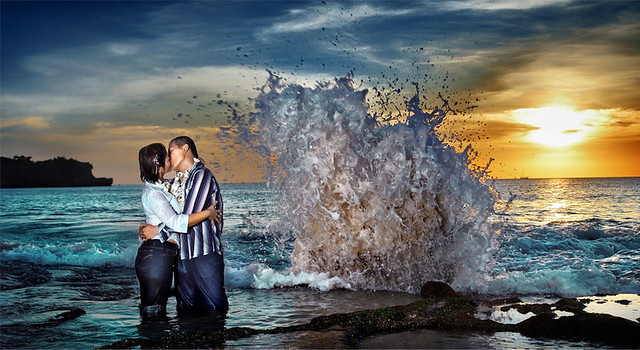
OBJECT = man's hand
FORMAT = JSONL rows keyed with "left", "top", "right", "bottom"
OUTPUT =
{"left": 207, "top": 201, "right": 222, "bottom": 224}
{"left": 139, "top": 223, "right": 159, "bottom": 241}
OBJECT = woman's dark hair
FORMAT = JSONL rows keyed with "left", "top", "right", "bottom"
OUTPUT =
{"left": 170, "top": 135, "right": 199, "bottom": 159}
{"left": 139, "top": 143, "right": 167, "bottom": 183}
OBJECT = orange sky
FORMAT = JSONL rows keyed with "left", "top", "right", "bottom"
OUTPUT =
{"left": 454, "top": 106, "right": 640, "bottom": 179}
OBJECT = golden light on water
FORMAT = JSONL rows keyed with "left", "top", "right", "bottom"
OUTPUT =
{"left": 511, "top": 106, "right": 608, "bottom": 148}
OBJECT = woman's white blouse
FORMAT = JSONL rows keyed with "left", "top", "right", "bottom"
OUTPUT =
{"left": 141, "top": 181, "right": 188, "bottom": 242}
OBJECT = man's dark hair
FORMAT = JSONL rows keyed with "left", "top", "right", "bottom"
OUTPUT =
{"left": 170, "top": 135, "right": 199, "bottom": 159}
{"left": 139, "top": 143, "right": 167, "bottom": 183}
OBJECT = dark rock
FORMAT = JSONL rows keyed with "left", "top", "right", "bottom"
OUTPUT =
{"left": 501, "top": 303, "right": 551, "bottom": 315}
{"left": 0, "top": 156, "right": 112, "bottom": 188}
{"left": 47, "top": 308, "right": 86, "bottom": 325}
{"left": 420, "top": 281, "right": 458, "bottom": 299}
{"left": 0, "top": 261, "right": 52, "bottom": 290}
{"left": 553, "top": 298, "right": 587, "bottom": 313}
{"left": 102, "top": 327, "right": 260, "bottom": 349}
{"left": 481, "top": 296, "right": 522, "bottom": 306}
{"left": 102, "top": 283, "right": 507, "bottom": 349}
{"left": 516, "top": 312, "right": 640, "bottom": 347}
{"left": 34, "top": 308, "right": 86, "bottom": 327}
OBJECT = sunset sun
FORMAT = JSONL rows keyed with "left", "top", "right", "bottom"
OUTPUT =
{"left": 512, "top": 106, "right": 606, "bottom": 148}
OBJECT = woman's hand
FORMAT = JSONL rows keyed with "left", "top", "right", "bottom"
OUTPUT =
{"left": 207, "top": 201, "right": 222, "bottom": 224}
{"left": 139, "top": 223, "right": 159, "bottom": 241}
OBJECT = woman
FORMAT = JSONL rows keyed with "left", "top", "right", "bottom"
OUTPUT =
{"left": 136, "top": 143, "right": 219, "bottom": 319}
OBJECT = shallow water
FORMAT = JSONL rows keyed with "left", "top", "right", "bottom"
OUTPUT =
{"left": 0, "top": 260, "right": 420, "bottom": 348}
{"left": 360, "top": 329, "right": 605, "bottom": 349}
{"left": 1, "top": 177, "right": 638, "bottom": 348}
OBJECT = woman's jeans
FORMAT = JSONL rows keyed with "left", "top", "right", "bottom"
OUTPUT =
{"left": 135, "top": 240, "right": 177, "bottom": 319}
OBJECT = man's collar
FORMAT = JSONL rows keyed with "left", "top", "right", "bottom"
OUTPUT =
{"left": 190, "top": 158, "right": 201, "bottom": 171}
{"left": 177, "top": 158, "right": 200, "bottom": 177}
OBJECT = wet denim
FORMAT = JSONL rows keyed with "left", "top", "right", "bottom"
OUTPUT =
{"left": 135, "top": 240, "right": 177, "bottom": 319}
{"left": 175, "top": 252, "right": 229, "bottom": 315}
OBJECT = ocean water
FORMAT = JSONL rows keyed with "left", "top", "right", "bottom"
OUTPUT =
{"left": 1, "top": 76, "right": 639, "bottom": 348}
{"left": 1, "top": 181, "right": 638, "bottom": 348}
{"left": 485, "top": 177, "right": 639, "bottom": 297}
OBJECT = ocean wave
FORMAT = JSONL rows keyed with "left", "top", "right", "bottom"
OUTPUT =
{"left": 484, "top": 221, "right": 640, "bottom": 296}
{"left": 225, "top": 263, "right": 351, "bottom": 291}
{"left": 479, "top": 266, "right": 639, "bottom": 297}
{"left": 0, "top": 240, "right": 137, "bottom": 268}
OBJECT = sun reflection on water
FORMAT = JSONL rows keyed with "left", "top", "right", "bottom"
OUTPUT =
{"left": 537, "top": 178, "right": 575, "bottom": 224}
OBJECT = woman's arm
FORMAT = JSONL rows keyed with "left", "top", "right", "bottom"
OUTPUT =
{"left": 140, "top": 186, "right": 221, "bottom": 240}
{"left": 145, "top": 190, "right": 219, "bottom": 233}
{"left": 139, "top": 205, "right": 219, "bottom": 241}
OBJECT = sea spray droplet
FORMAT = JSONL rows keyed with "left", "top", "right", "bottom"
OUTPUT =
{"left": 222, "top": 73, "right": 498, "bottom": 293}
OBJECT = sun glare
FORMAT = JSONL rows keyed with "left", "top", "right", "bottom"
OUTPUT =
{"left": 512, "top": 106, "right": 605, "bottom": 147}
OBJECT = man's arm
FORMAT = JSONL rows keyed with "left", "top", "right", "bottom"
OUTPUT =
{"left": 156, "top": 167, "right": 214, "bottom": 238}
{"left": 192, "top": 167, "right": 223, "bottom": 234}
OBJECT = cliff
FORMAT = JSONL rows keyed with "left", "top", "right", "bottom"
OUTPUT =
{"left": 0, "top": 156, "right": 113, "bottom": 188}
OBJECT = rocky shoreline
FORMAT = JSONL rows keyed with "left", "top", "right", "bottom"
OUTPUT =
{"left": 100, "top": 282, "right": 639, "bottom": 349}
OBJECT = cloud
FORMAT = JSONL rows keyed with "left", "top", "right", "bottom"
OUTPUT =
{"left": 119, "top": 66, "right": 270, "bottom": 101}
{"left": 259, "top": 3, "right": 413, "bottom": 38}
{"left": 603, "top": 109, "right": 640, "bottom": 135}
{"left": 482, "top": 119, "right": 538, "bottom": 139}
{"left": 2, "top": 54, "right": 342, "bottom": 142}
{"left": 422, "top": 2, "right": 640, "bottom": 114}
{"left": 1, "top": 63, "right": 271, "bottom": 125}
{"left": 107, "top": 43, "right": 141, "bottom": 56}
{"left": 463, "top": 36, "right": 640, "bottom": 113}
{"left": 0, "top": 116, "right": 51, "bottom": 130}
{"left": 440, "top": 0, "right": 574, "bottom": 11}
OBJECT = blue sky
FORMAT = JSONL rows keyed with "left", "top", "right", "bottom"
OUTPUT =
{"left": 2, "top": 0, "right": 639, "bottom": 183}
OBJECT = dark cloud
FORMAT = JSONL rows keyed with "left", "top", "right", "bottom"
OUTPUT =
{"left": 609, "top": 120, "right": 635, "bottom": 128}
{"left": 469, "top": 119, "right": 538, "bottom": 140}
{"left": 453, "top": 2, "right": 640, "bottom": 107}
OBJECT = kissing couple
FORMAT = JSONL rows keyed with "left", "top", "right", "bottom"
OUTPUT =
{"left": 136, "top": 136, "right": 228, "bottom": 319}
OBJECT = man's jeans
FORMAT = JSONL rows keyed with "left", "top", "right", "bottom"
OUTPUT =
{"left": 175, "top": 252, "right": 229, "bottom": 315}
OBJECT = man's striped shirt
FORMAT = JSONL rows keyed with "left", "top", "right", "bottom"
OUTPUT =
{"left": 159, "top": 161, "right": 223, "bottom": 260}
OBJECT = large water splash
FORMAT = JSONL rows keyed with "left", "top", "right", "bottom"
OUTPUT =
{"left": 222, "top": 73, "right": 498, "bottom": 293}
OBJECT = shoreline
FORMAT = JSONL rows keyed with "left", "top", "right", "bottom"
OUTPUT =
{"left": 100, "top": 282, "right": 640, "bottom": 349}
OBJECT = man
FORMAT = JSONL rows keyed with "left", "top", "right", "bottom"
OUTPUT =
{"left": 140, "top": 136, "right": 228, "bottom": 314}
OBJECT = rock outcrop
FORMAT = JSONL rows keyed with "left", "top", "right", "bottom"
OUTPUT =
{"left": 0, "top": 156, "right": 112, "bottom": 188}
